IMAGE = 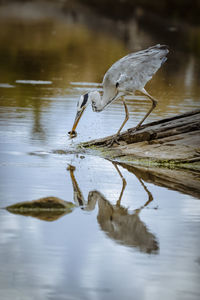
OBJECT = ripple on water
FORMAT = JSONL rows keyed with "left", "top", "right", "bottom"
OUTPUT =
{"left": 70, "top": 82, "right": 101, "bottom": 87}
{"left": 15, "top": 80, "right": 53, "bottom": 85}
{"left": 0, "top": 83, "right": 15, "bottom": 88}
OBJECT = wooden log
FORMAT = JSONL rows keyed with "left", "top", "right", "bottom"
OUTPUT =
{"left": 81, "top": 109, "right": 200, "bottom": 169}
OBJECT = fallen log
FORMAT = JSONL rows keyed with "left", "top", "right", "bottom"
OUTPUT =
{"left": 81, "top": 109, "right": 200, "bottom": 170}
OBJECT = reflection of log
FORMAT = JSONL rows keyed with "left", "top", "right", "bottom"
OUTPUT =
{"left": 82, "top": 109, "right": 200, "bottom": 169}
{"left": 118, "top": 163, "right": 200, "bottom": 199}
{"left": 6, "top": 197, "right": 75, "bottom": 221}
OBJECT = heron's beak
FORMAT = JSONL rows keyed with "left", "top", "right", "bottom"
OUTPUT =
{"left": 69, "top": 107, "right": 85, "bottom": 138}
{"left": 72, "top": 108, "right": 85, "bottom": 131}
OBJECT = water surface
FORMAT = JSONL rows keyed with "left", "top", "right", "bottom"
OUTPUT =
{"left": 0, "top": 9, "right": 200, "bottom": 300}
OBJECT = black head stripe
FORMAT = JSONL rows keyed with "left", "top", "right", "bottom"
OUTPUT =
{"left": 80, "top": 93, "right": 88, "bottom": 108}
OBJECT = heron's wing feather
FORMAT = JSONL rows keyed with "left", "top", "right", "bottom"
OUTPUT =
{"left": 120, "top": 56, "right": 166, "bottom": 91}
{"left": 103, "top": 44, "right": 168, "bottom": 92}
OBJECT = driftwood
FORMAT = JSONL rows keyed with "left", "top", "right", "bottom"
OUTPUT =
{"left": 82, "top": 109, "right": 200, "bottom": 169}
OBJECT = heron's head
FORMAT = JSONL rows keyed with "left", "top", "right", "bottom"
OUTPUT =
{"left": 68, "top": 91, "right": 101, "bottom": 138}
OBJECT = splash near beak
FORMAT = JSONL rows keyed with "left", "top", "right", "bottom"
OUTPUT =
{"left": 68, "top": 107, "right": 85, "bottom": 138}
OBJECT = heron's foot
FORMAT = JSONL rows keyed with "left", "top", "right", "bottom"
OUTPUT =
{"left": 128, "top": 124, "right": 142, "bottom": 133}
{"left": 106, "top": 135, "right": 120, "bottom": 147}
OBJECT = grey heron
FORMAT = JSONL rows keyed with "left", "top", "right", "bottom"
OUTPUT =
{"left": 69, "top": 44, "right": 169, "bottom": 145}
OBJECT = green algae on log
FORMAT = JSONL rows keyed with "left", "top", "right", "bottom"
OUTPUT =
{"left": 6, "top": 197, "right": 76, "bottom": 221}
{"left": 81, "top": 109, "right": 200, "bottom": 170}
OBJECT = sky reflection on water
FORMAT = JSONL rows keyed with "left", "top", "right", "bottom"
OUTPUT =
{"left": 1, "top": 155, "right": 200, "bottom": 300}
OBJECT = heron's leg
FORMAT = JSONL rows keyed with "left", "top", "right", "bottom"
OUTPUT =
{"left": 134, "top": 88, "right": 157, "bottom": 130}
{"left": 106, "top": 97, "right": 129, "bottom": 147}
{"left": 116, "top": 97, "right": 129, "bottom": 135}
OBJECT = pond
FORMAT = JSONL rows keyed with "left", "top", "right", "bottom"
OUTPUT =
{"left": 0, "top": 5, "right": 200, "bottom": 300}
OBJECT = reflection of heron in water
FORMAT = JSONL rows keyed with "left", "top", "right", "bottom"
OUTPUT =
{"left": 67, "top": 163, "right": 158, "bottom": 254}
{"left": 6, "top": 161, "right": 158, "bottom": 253}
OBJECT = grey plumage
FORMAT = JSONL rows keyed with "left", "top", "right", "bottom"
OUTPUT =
{"left": 101, "top": 44, "right": 169, "bottom": 110}
{"left": 69, "top": 44, "right": 169, "bottom": 144}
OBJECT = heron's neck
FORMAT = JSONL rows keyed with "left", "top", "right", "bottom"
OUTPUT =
{"left": 89, "top": 91, "right": 104, "bottom": 112}
{"left": 90, "top": 90, "right": 119, "bottom": 112}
